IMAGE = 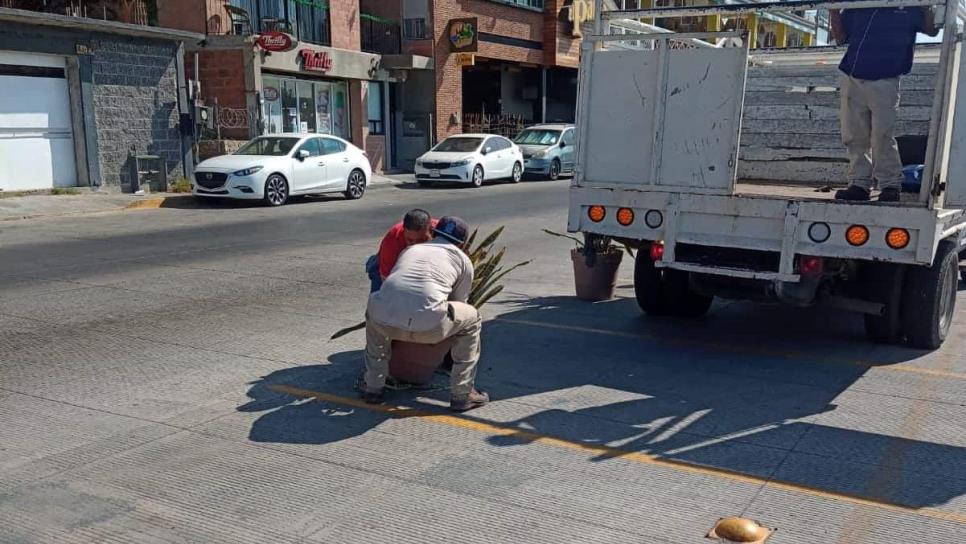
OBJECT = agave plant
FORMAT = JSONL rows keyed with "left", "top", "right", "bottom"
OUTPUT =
{"left": 330, "top": 226, "right": 528, "bottom": 340}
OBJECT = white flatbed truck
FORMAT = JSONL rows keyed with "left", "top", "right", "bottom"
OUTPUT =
{"left": 569, "top": 0, "right": 966, "bottom": 348}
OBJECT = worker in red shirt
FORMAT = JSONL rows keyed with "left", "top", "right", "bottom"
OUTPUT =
{"left": 366, "top": 209, "right": 438, "bottom": 292}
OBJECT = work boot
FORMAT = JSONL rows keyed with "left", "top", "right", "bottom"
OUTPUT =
{"left": 360, "top": 389, "right": 384, "bottom": 405}
{"left": 834, "top": 185, "right": 871, "bottom": 201}
{"left": 878, "top": 188, "right": 901, "bottom": 202}
{"left": 450, "top": 389, "right": 489, "bottom": 412}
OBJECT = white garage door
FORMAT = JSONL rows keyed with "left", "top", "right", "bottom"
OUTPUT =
{"left": 0, "top": 51, "right": 77, "bottom": 191}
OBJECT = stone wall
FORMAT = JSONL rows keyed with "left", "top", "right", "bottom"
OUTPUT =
{"left": 91, "top": 36, "right": 184, "bottom": 190}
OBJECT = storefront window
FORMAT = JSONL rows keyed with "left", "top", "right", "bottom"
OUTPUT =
{"left": 262, "top": 75, "right": 349, "bottom": 140}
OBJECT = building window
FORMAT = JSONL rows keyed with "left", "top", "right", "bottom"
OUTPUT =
{"left": 404, "top": 18, "right": 428, "bottom": 39}
{"left": 224, "top": 0, "right": 331, "bottom": 45}
{"left": 488, "top": 0, "right": 544, "bottom": 10}
{"left": 367, "top": 82, "right": 385, "bottom": 135}
{"left": 263, "top": 75, "right": 350, "bottom": 140}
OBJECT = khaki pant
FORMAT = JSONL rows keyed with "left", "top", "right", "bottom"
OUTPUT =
{"left": 364, "top": 301, "right": 482, "bottom": 398}
{"left": 840, "top": 75, "right": 904, "bottom": 191}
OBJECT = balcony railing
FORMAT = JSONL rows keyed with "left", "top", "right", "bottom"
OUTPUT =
{"left": 0, "top": 0, "right": 151, "bottom": 25}
{"left": 361, "top": 14, "right": 401, "bottom": 55}
{"left": 212, "top": 0, "right": 331, "bottom": 46}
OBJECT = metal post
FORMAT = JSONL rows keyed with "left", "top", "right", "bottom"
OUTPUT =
{"left": 921, "top": 0, "right": 958, "bottom": 205}
{"left": 214, "top": 96, "right": 221, "bottom": 140}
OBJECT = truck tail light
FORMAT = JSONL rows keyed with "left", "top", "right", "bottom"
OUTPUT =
{"left": 650, "top": 241, "right": 664, "bottom": 261}
{"left": 616, "top": 208, "right": 634, "bottom": 226}
{"left": 846, "top": 225, "right": 869, "bottom": 246}
{"left": 886, "top": 228, "right": 910, "bottom": 249}
{"left": 588, "top": 205, "right": 606, "bottom": 222}
{"left": 799, "top": 256, "right": 824, "bottom": 276}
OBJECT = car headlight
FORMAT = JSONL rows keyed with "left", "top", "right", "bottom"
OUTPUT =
{"left": 452, "top": 158, "right": 471, "bottom": 167}
{"left": 534, "top": 149, "right": 551, "bottom": 159}
{"left": 415, "top": 159, "right": 424, "bottom": 166}
{"left": 233, "top": 166, "right": 263, "bottom": 177}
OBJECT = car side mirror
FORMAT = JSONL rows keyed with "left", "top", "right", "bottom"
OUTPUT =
{"left": 297, "top": 150, "right": 310, "bottom": 161}
{"left": 559, "top": 141, "right": 567, "bottom": 148}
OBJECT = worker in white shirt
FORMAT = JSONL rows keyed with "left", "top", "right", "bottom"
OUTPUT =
{"left": 361, "top": 216, "right": 489, "bottom": 412}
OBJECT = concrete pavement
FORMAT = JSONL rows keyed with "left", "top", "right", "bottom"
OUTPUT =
{"left": 0, "top": 179, "right": 964, "bottom": 543}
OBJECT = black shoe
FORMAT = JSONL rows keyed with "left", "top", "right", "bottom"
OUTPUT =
{"left": 360, "top": 389, "right": 384, "bottom": 404}
{"left": 878, "top": 188, "right": 900, "bottom": 202}
{"left": 835, "top": 185, "right": 871, "bottom": 201}
{"left": 450, "top": 389, "right": 489, "bottom": 412}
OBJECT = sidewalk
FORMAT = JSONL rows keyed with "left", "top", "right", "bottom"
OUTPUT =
{"left": 0, "top": 174, "right": 405, "bottom": 222}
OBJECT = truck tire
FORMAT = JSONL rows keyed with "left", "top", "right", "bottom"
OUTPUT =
{"left": 634, "top": 249, "right": 666, "bottom": 315}
{"left": 902, "top": 240, "right": 958, "bottom": 349}
{"left": 861, "top": 262, "right": 906, "bottom": 344}
{"left": 663, "top": 269, "right": 713, "bottom": 318}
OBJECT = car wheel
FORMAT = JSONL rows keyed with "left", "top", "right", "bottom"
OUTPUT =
{"left": 548, "top": 159, "right": 561, "bottom": 181}
{"left": 902, "top": 240, "right": 958, "bottom": 349}
{"left": 510, "top": 162, "right": 522, "bottom": 184}
{"left": 263, "top": 174, "right": 289, "bottom": 207}
{"left": 471, "top": 165, "right": 484, "bottom": 188}
{"left": 344, "top": 169, "right": 367, "bottom": 200}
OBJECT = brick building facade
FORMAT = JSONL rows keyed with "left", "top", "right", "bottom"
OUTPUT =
{"left": 156, "top": 0, "right": 428, "bottom": 173}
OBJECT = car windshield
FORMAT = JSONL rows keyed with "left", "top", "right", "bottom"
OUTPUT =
{"left": 234, "top": 137, "right": 300, "bottom": 156}
{"left": 433, "top": 137, "right": 483, "bottom": 153}
{"left": 515, "top": 130, "right": 561, "bottom": 146}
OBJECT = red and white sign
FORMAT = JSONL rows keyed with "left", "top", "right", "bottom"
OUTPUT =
{"left": 300, "top": 49, "right": 333, "bottom": 73}
{"left": 257, "top": 31, "right": 293, "bottom": 52}
{"left": 263, "top": 86, "right": 280, "bottom": 102}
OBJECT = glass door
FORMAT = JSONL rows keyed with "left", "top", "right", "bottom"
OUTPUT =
{"left": 314, "top": 82, "right": 332, "bottom": 135}
{"left": 262, "top": 76, "right": 283, "bottom": 134}
{"left": 297, "top": 80, "right": 317, "bottom": 133}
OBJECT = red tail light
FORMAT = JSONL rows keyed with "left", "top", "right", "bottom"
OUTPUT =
{"left": 799, "top": 256, "right": 824, "bottom": 276}
{"left": 650, "top": 241, "right": 664, "bottom": 262}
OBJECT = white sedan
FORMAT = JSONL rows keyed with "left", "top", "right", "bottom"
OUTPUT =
{"left": 193, "top": 134, "right": 372, "bottom": 206}
{"left": 414, "top": 134, "right": 523, "bottom": 188}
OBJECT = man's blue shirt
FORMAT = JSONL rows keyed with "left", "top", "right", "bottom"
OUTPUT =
{"left": 839, "top": 7, "right": 925, "bottom": 80}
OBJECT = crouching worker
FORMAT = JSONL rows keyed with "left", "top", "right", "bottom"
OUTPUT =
{"left": 365, "top": 209, "right": 436, "bottom": 293}
{"left": 361, "top": 216, "right": 489, "bottom": 412}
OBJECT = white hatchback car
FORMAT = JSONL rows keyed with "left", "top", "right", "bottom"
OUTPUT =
{"left": 414, "top": 134, "right": 524, "bottom": 187}
{"left": 193, "top": 134, "right": 372, "bottom": 206}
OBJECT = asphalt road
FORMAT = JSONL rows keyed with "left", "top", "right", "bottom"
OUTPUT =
{"left": 1, "top": 177, "right": 964, "bottom": 543}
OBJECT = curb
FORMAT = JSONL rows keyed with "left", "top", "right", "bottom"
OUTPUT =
{"left": 125, "top": 194, "right": 194, "bottom": 210}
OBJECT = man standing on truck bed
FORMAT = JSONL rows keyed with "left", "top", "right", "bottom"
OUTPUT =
{"left": 830, "top": 5, "right": 938, "bottom": 202}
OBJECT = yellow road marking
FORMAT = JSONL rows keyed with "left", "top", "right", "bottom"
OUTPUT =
{"left": 494, "top": 318, "right": 966, "bottom": 381}
{"left": 125, "top": 197, "right": 168, "bottom": 210}
{"left": 269, "top": 384, "right": 966, "bottom": 526}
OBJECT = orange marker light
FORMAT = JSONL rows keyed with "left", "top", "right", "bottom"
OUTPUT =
{"left": 588, "top": 205, "right": 606, "bottom": 222}
{"left": 886, "top": 228, "right": 910, "bottom": 249}
{"left": 617, "top": 208, "right": 635, "bottom": 226}
{"left": 846, "top": 225, "right": 870, "bottom": 246}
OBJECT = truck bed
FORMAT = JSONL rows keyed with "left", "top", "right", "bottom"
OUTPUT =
{"left": 736, "top": 182, "right": 925, "bottom": 205}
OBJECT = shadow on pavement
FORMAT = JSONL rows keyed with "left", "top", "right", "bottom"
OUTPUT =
{"left": 242, "top": 294, "right": 966, "bottom": 510}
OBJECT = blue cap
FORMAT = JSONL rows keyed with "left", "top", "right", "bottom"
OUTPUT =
{"left": 433, "top": 216, "right": 469, "bottom": 245}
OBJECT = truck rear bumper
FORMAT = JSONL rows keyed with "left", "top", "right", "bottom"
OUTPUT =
{"left": 569, "top": 186, "right": 965, "bottom": 278}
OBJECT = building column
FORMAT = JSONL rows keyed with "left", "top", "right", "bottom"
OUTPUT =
{"left": 803, "top": 32, "right": 814, "bottom": 47}
{"left": 746, "top": 14, "right": 758, "bottom": 49}
{"left": 705, "top": 13, "right": 721, "bottom": 45}
{"left": 775, "top": 22, "right": 788, "bottom": 48}
{"left": 540, "top": 67, "right": 547, "bottom": 123}
{"left": 349, "top": 79, "right": 368, "bottom": 151}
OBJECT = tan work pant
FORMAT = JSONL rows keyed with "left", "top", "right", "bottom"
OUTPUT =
{"left": 840, "top": 75, "right": 904, "bottom": 191}
{"left": 364, "top": 301, "right": 482, "bottom": 398}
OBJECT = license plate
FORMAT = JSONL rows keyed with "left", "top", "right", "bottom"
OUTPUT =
{"left": 430, "top": 169, "right": 440, "bottom": 178}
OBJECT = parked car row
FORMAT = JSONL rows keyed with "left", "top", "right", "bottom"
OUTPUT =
{"left": 191, "top": 123, "right": 575, "bottom": 206}
{"left": 415, "top": 124, "right": 576, "bottom": 188}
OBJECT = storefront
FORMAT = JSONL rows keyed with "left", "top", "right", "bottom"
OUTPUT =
{"left": 260, "top": 74, "right": 351, "bottom": 139}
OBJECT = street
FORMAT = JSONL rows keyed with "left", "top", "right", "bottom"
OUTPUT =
{"left": 1, "top": 178, "right": 964, "bottom": 543}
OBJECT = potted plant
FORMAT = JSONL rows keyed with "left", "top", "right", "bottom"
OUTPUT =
{"left": 544, "top": 230, "right": 632, "bottom": 302}
{"left": 331, "top": 226, "right": 529, "bottom": 385}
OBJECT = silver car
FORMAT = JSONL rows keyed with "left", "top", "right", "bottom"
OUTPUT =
{"left": 514, "top": 124, "right": 576, "bottom": 180}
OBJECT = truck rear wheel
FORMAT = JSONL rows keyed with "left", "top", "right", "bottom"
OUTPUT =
{"left": 902, "top": 240, "right": 958, "bottom": 349}
{"left": 663, "top": 269, "right": 713, "bottom": 318}
{"left": 861, "top": 262, "right": 906, "bottom": 344}
{"left": 634, "top": 249, "right": 666, "bottom": 315}
{"left": 634, "top": 248, "right": 712, "bottom": 318}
